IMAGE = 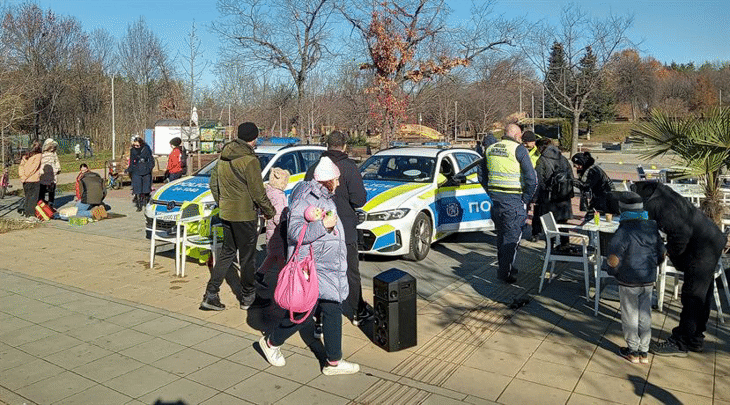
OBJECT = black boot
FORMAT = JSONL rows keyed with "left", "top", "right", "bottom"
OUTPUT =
{"left": 200, "top": 293, "right": 225, "bottom": 311}
{"left": 135, "top": 195, "right": 143, "bottom": 212}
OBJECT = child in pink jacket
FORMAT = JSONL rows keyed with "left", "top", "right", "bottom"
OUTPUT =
{"left": 255, "top": 167, "right": 290, "bottom": 288}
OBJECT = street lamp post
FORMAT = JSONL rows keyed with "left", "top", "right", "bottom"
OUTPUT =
{"left": 111, "top": 75, "right": 116, "bottom": 161}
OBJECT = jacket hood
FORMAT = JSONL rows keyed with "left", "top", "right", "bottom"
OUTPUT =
{"left": 42, "top": 138, "right": 57, "bottom": 152}
{"left": 220, "top": 139, "right": 254, "bottom": 161}
{"left": 541, "top": 145, "right": 563, "bottom": 161}
{"left": 322, "top": 149, "right": 348, "bottom": 163}
{"left": 292, "top": 179, "right": 332, "bottom": 202}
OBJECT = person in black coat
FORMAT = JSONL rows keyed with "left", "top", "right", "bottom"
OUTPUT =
{"left": 127, "top": 137, "right": 155, "bottom": 211}
{"left": 571, "top": 151, "right": 614, "bottom": 215}
{"left": 633, "top": 181, "right": 725, "bottom": 356}
{"left": 304, "top": 131, "right": 370, "bottom": 326}
{"left": 533, "top": 139, "right": 574, "bottom": 245}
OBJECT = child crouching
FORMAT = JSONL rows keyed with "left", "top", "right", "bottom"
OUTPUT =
{"left": 606, "top": 192, "right": 666, "bottom": 364}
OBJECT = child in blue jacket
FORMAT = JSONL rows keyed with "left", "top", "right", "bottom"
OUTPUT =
{"left": 606, "top": 192, "right": 666, "bottom": 363}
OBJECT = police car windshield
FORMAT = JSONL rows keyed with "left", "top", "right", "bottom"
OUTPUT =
{"left": 194, "top": 153, "right": 274, "bottom": 177}
{"left": 360, "top": 155, "right": 436, "bottom": 183}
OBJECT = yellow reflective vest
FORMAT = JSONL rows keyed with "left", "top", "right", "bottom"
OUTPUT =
{"left": 486, "top": 139, "right": 523, "bottom": 194}
{"left": 528, "top": 147, "right": 540, "bottom": 168}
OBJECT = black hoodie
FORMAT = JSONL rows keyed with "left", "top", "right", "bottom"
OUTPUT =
{"left": 305, "top": 149, "right": 367, "bottom": 243}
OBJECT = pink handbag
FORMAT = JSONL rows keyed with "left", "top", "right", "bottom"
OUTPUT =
{"left": 274, "top": 222, "right": 319, "bottom": 323}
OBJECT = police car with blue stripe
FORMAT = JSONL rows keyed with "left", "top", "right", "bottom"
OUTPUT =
{"left": 144, "top": 144, "right": 325, "bottom": 235}
{"left": 357, "top": 146, "right": 494, "bottom": 261}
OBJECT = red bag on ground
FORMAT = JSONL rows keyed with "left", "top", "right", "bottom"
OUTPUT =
{"left": 274, "top": 222, "right": 319, "bottom": 324}
{"left": 35, "top": 200, "right": 55, "bottom": 221}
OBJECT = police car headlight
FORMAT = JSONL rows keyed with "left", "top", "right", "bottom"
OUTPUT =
{"left": 367, "top": 208, "right": 410, "bottom": 221}
{"left": 203, "top": 202, "right": 217, "bottom": 211}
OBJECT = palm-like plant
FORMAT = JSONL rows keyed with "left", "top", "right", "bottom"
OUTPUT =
{"left": 632, "top": 107, "right": 730, "bottom": 225}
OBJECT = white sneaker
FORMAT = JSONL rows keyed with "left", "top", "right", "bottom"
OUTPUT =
{"left": 322, "top": 359, "right": 360, "bottom": 376}
{"left": 259, "top": 336, "right": 285, "bottom": 367}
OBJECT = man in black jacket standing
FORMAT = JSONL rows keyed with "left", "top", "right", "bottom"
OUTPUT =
{"left": 533, "top": 139, "right": 574, "bottom": 245}
{"left": 305, "top": 131, "right": 371, "bottom": 326}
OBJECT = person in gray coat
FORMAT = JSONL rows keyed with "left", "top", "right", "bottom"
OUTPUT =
{"left": 259, "top": 157, "right": 360, "bottom": 376}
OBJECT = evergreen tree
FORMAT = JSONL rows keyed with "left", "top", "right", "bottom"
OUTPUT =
{"left": 544, "top": 42, "right": 569, "bottom": 118}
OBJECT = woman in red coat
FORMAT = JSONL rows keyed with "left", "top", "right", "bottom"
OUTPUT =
{"left": 166, "top": 137, "right": 186, "bottom": 181}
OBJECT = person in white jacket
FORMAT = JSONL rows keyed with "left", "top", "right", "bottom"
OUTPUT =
{"left": 39, "top": 138, "right": 61, "bottom": 207}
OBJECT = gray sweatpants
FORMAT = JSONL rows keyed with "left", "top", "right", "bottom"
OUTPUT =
{"left": 619, "top": 285, "right": 653, "bottom": 352}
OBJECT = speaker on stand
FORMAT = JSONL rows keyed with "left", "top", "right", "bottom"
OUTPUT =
{"left": 373, "top": 268, "right": 417, "bottom": 352}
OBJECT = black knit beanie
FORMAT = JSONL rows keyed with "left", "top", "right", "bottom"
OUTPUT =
{"left": 237, "top": 122, "right": 259, "bottom": 142}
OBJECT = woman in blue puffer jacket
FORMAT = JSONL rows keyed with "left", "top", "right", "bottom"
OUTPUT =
{"left": 259, "top": 157, "right": 359, "bottom": 376}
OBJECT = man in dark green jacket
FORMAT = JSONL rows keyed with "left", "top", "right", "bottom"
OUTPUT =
{"left": 201, "top": 122, "right": 275, "bottom": 311}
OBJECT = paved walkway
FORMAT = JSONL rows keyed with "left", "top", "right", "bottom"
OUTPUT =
{"left": 1, "top": 191, "right": 729, "bottom": 404}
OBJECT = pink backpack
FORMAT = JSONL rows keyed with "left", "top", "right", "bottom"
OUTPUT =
{"left": 274, "top": 222, "right": 319, "bottom": 323}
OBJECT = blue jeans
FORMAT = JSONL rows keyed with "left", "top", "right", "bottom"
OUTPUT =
{"left": 76, "top": 202, "right": 94, "bottom": 218}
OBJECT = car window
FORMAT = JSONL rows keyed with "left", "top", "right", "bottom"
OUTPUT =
{"left": 454, "top": 153, "right": 483, "bottom": 185}
{"left": 360, "top": 155, "right": 435, "bottom": 183}
{"left": 257, "top": 154, "right": 274, "bottom": 171}
{"left": 454, "top": 152, "right": 478, "bottom": 171}
{"left": 299, "top": 150, "right": 323, "bottom": 171}
{"left": 196, "top": 159, "right": 218, "bottom": 176}
{"left": 272, "top": 152, "right": 299, "bottom": 174}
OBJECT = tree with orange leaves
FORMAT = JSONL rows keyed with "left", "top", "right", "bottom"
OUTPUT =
{"left": 341, "top": 0, "right": 518, "bottom": 148}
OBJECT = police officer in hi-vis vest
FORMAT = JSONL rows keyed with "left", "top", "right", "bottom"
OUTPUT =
{"left": 485, "top": 124, "right": 537, "bottom": 284}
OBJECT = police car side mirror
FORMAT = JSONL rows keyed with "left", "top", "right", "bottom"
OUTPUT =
{"left": 452, "top": 173, "right": 467, "bottom": 185}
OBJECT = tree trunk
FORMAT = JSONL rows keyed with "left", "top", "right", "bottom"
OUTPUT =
{"left": 570, "top": 111, "right": 580, "bottom": 156}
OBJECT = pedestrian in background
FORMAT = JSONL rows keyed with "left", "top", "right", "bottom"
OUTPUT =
{"left": 484, "top": 123, "right": 537, "bottom": 284}
{"left": 255, "top": 167, "right": 290, "bottom": 290}
{"left": 127, "top": 137, "right": 154, "bottom": 212}
{"left": 571, "top": 151, "right": 614, "bottom": 215}
{"left": 18, "top": 141, "right": 42, "bottom": 219}
{"left": 305, "top": 131, "right": 370, "bottom": 329}
{"left": 74, "top": 143, "right": 81, "bottom": 160}
{"left": 532, "top": 138, "right": 574, "bottom": 246}
{"left": 39, "top": 138, "right": 60, "bottom": 208}
{"left": 606, "top": 192, "right": 665, "bottom": 364}
{"left": 166, "top": 137, "right": 186, "bottom": 182}
{"left": 522, "top": 130, "right": 539, "bottom": 168}
{"left": 260, "top": 157, "right": 360, "bottom": 376}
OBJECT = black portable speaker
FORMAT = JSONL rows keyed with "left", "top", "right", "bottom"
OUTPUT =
{"left": 372, "top": 268, "right": 417, "bottom": 352}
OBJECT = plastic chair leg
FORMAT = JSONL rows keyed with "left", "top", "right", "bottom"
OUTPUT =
{"left": 657, "top": 259, "right": 668, "bottom": 312}
{"left": 713, "top": 280, "right": 724, "bottom": 323}
{"left": 583, "top": 260, "right": 591, "bottom": 302}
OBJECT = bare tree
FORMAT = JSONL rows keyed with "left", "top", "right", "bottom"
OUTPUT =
{"left": 213, "top": 0, "right": 336, "bottom": 141}
{"left": 523, "top": 4, "right": 633, "bottom": 155}
{"left": 118, "top": 16, "right": 170, "bottom": 132}
{"left": 1, "top": 3, "right": 89, "bottom": 139}
{"left": 181, "top": 21, "right": 210, "bottom": 130}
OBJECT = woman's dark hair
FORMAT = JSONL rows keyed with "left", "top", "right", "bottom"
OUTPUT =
{"left": 133, "top": 137, "right": 145, "bottom": 145}
{"left": 28, "top": 141, "right": 42, "bottom": 156}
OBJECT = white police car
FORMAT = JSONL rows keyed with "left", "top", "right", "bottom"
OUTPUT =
{"left": 144, "top": 144, "right": 325, "bottom": 234}
{"left": 357, "top": 147, "right": 494, "bottom": 261}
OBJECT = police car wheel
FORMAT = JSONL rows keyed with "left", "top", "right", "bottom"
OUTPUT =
{"left": 406, "top": 212, "right": 431, "bottom": 261}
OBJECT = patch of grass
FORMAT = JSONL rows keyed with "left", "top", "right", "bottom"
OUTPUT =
{"left": 591, "top": 121, "right": 636, "bottom": 143}
{"left": 0, "top": 218, "right": 42, "bottom": 234}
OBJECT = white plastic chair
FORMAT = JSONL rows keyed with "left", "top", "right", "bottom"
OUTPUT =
{"left": 149, "top": 211, "right": 181, "bottom": 275}
{"left": 539, "top": 213, "right": 597, "bottom": 304}
{"left": 657, "top": 257, "right": 730, "bottom": 323}
{"left": 179, "top": 203, "right": 222, "bottom": 278}
{"left": 657, "top": 227, "right": 730, "bottom": 322}
{"left": 148, "top": 203, "right": 202, "bottom": 276}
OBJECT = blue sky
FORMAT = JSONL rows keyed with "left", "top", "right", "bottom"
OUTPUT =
{"left": 24, "top": 0, "right": 730, "bottom": 85}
